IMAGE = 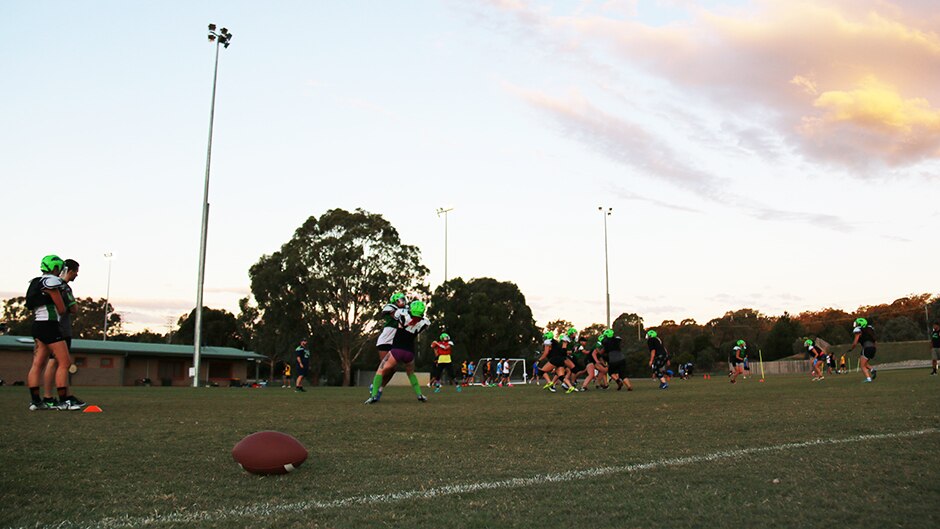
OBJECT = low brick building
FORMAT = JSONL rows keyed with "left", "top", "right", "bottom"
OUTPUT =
{"left": 0, "top": 335, "right": 267, "bottom": 387}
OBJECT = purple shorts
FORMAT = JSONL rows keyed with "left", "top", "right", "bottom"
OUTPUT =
{"left": 390, "top": 348, "right": 415, "bottom": 364}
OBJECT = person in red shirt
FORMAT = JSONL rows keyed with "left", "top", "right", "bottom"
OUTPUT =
{"left": 431, "top": 333, "right": 456, "bottom": 392}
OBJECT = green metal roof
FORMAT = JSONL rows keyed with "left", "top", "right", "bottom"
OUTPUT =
{"left": 0, "top": 335, "right": 266, "bottom": 361}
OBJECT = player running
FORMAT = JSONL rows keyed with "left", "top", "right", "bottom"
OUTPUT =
{"left": 365, "top": 300, "right": 430, "bottom": 404}
{"left": 730, "top": 340, "right": 746, "bottom": 384}
{"left": 371, "top": 292, "right": 409, "bottom": 400}
{"left": 25, "top": 255, "right": 83, "bottom": 411}
{"left": 538, "top": 331, "right": 567, "bottom": 393}
{"left": 846, "top": 318, "right": 877, "bottom": 383}
{"left": 806, "top": 338, "right": 826, "bottom": 381}
{"left": 559, "top": 327, "right": 579, "bottom": 393}
{"left": 647, "top": 330, "right": 670, "bottom": 390}
{"left": 601, "top": 329, "right": 632, "bottom": 391}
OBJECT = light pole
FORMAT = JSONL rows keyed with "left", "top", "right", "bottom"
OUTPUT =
{"left": 194, "top": 23, "right": 233, "bottom": 388}
{"left": 599, "top": 207, "right": 612, "bottom": 327}
{"left": 102, "top": 252, "right": 113, "bottom": 341}
{"left": 436, "top": 207, "right": 454, "bottom": 283}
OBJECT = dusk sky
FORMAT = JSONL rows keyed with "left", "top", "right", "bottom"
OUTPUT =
{"left": 1, "top": 0, "right": 937, "bottom": 334}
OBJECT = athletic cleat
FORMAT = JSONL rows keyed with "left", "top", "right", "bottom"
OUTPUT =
{"left": 28, "top": 401, "right": 47, "bottom": 411}
{"left": 730, "top": 379, "right": 736, "bottom": 384}
{"left": 565, "top": 386, "right": 578, "bottom": 394}
{"left": 456, "top": 385, "right": 462, "bottom": 392}
{"left": 871, "top": 369, "right": 877, "bottom": 380}
{"left": 578, "top": 387, "right": 587, "bottom": 392}
{"left": 817, "top": 376, "right": 824, "bottom": 381}
{"left": 42, "top": 398, "right": 57, "bottom": 409}
{"left": 863, "top": 378, "right": 872, "bottom": 383}
{"left": 295, "top": 386, "right": 306, "bottom": 392}
{"left": 417, "top": 395, "right": 428, "bottom": 402}
{"left": 615, "top": 379, "right": 624, "bottom": 391}
{"left": 433, "top": 387, "right": 441, "bottom": 393}
{"left": 56, "top": 399, "right": 82, "bottom": 411}
{"left": 363, "top": 397, "right": 379, "bottom": 404}
{"left": 67, "top": 396, "right": 86, "bottom": 408}
{"left": 561, "top": 382, "right": 570, "bottom": 390}
{"left": 659, "top": 382, "right": 669, "bottom": 390}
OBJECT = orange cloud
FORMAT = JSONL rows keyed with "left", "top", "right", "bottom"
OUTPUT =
{"left": 481, "top": 0, "right": 940, "bottom": 168}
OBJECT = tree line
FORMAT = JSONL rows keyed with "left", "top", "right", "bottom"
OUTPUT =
{"left": 2, "top": 208, "right": 937, "bottom": 384}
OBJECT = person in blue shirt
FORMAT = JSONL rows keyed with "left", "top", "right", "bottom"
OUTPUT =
{"left": 295, "top": 339, "right": 311, "bottom": 392}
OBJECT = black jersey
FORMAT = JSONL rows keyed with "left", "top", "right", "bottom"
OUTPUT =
{"left": 601, "top": 336, "right": 622, "bottom": 353}
{"left": 931, "top": 328, "right": 940, "bottom": 348}
{"left": 854, "top": 325, "right": 877, "bottom": 346}
{"left": 546, "top": 339, "right": 564, "bottom": 358}
{"left": 25, "top": 274, "right": 65, "bottom": 322}
{"left": 647, "top": 336, "right": 667, "bottom": 357}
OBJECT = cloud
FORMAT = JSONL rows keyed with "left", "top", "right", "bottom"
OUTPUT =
{"left": 479, "top": 0, "right": 940, "bottom": 170}
{"left": 504, "top": 82, "right": 729, "bottom": 199}
{"left": 506, "top": 84, "right": 857, "bottom": 231}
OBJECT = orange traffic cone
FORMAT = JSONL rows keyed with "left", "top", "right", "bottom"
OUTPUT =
{"left": 83, "top": 405, "right": 103, "bottom": 413}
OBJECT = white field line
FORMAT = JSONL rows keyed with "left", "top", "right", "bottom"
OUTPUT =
{"left": 18, "top": 428, "right": 938, "bottom": 529}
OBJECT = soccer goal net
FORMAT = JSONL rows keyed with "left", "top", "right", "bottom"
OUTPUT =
{"left": 470, "top": 358, "right": 529, "bottom": 385}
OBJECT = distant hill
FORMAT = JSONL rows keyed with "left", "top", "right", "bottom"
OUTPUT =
{"left": 781, "top": 340, "right": 931, "bottom": 364}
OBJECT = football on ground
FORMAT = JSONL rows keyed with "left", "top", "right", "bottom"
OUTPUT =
{"left": 232, "top": 431, "right": 308, "bottom": 475}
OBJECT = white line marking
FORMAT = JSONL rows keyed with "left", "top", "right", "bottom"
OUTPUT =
{"left": 19, "top": 428, "right": 938, "bottom": 529}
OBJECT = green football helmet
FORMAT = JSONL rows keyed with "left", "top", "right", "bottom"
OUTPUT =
{"left": 40, "top": 255, "right": 64, "bottom": 273}
{"left": 440, "top": 333, "right": 450, "bottom": 341}
{"left": 543, "top": 331, "right": 554, "bottom": 340}
{"left": 736, "top": 339, "right": 746, "bottom": 347}
{"left": 804, "top": 339, "right": 813, "bottom": 347}
{"left": 567, "top": 327, "right": 577, "bottom": 336}
{"left": 646, "top": 330, "right": 657, "bottom": 339}
{"left": 855, "top": 318, "right": 868, "bottom": 328}
{"left": 409, "top": 300, "right": 426, "bottom": 317}
{"left": 390, "top": 292, "right": 406, "bottom": 303}
{"left": 602, "top": 329, "right": 614, "bottom": 339}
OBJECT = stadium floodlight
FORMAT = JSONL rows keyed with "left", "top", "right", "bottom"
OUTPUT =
{"left": 194, "top": 23, "right": 233, "bottom": 387}
{"left": 598, "top": 206, "right": 612, "bottom": 327}
{"left": 436, "top": 207, "right": 454, "bottom": 284}
{"left": 102, "top": 252, "right": 114, "bottom": 341}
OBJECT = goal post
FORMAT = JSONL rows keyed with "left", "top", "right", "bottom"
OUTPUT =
{"left": 471, "top": 358, "right": 529, "bottom": 385}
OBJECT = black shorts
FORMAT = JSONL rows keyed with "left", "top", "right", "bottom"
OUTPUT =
{"left": 608, "top": 359, "right": 626, "bottom": 377}
{"left": 862, "top": 347, "right": 876, "bottom": 360}
{"left": 32, "top": 321, "right": 64, "bottom": 345}
{"left": 547, "top": 355, "right": 567, "bottom": 368}
{"left": 295, "top": 364, "right": 309, "bottom": 376}
{"left": 439, "top": 363, "right": 455, "bottom": 378}
{"left": 730, "top": 359, "right": 741, "bottom": 367}
{"left": 652, "top": 356, "right": 668, "bottom": 375}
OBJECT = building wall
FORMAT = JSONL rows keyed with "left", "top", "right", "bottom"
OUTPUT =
{"left": 70, "top": 353, "right": 124, "bottom": 386}
{"left": 0, "top": 348, "right": 253, "bottom": 387}
{"left": 0, "top": 350, "right": 32, "bottom": 384}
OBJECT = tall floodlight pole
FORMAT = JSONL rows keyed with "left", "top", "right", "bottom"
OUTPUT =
{"left": 194, "top": 23, "right": 233, "bottom": 388}
{"left": 102, "top": 252, "right": 113, "bottom": 341}
{"left": 436, "top": 207, "right": 454, "bottom": 283}
{"left": 598, "top": 207, "right": 612, "bottom": 327}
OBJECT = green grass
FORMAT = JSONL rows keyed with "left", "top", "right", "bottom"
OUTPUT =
{"left": 1, "top": 370, "right": 939, "bottom": 529}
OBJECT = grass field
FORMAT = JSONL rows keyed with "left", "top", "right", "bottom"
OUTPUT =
{"left": 2, "top": 370, "right": 938, "bottom": 529}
